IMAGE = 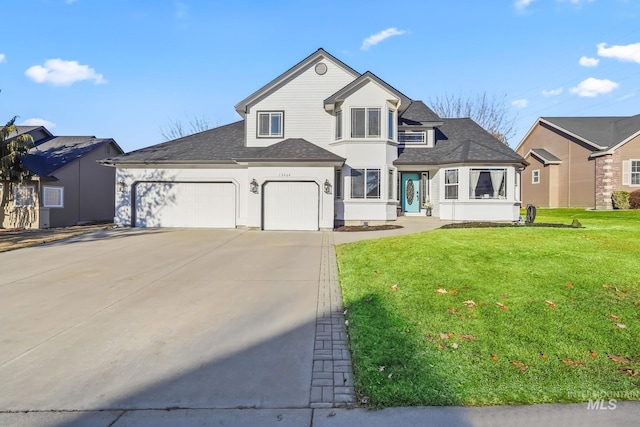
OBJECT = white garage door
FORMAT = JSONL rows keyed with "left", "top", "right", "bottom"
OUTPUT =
{"left": 134, "top": 182, "right": 236, "bottom": 228}
{"left": 263, "top": 182, "right": 319, "bottom": 231}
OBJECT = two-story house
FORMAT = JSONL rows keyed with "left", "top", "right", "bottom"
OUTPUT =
{"left": 102, "top": 49, "right": 526, "bottom": 230}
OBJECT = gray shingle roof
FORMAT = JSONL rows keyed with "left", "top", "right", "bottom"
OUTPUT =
{"left": 542, "top": 114, "right": 640, "bottom": 150}
{"left": 234, "top": 138, "right": 344, "bottom": 162}
{"left": 399, "top": 101, "right": 442, "bottom": 125}
{"left": 395, "top": 118, "right": 526, "bottom": 166}
{"left": 21, "top": 136, "right": 115, "bottom": 178}
{"left": 529, "top": 148, "right": 562, "bottom": 164}
{"left": 104, "top": 121, "right": 344, "bottom": 165}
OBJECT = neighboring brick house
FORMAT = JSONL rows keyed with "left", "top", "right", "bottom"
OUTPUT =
{"left": 515, "top": 115, "right": 640, "bottom": 209}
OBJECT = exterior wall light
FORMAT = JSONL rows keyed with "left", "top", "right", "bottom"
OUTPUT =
{"left": 250, "top": 179, "right": 259, "bottom": 194}
{"left": 117, "top": 181, "right": 126, "bottom": 193}
{"left": 324, "top": 179, "right": 332, "bottom": 195}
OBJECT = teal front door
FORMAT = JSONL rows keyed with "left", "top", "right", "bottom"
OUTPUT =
{"left": 402, "top": 173, "right": 420, "bottom": 213}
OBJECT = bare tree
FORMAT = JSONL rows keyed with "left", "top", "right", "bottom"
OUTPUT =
{"left": 429, "top": 93, "right": 517, "bottom": 145}
{"left": 159, "top": 114, "right": 212, "bottom": 141}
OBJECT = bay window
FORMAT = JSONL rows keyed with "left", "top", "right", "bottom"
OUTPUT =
{"left": 351, "top": 108, "right": 381, "bottom": 138}
{"left": 335, "top": 110, "right": 342, "bottom": 140}
{"left": 469, "top": 169, "right": 506, "bottom": 199}
{"left": 351, "top": 168, "right": 381, "bottom": 199}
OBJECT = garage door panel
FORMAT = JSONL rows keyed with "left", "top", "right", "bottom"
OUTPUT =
{"left": 263, "top": 182, "right": 318, "bottom": 231}
{"left": 135, "top": 182, "right": 235, "bottom": 228}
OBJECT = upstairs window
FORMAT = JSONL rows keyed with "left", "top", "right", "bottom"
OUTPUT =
{"left": 257, "top": 111, "right": 283, "bottom": 137}
{"left": 335, "top": 110, "right": 343, "bottom": 140}
{"left": 351, "top": 108, "right": 380, "bottom": 138}
{"left": 388, "top": 110, "right": 394, "bottom": 140}
{"left": 43, "top": 186, "right": 64, "bottom": 208}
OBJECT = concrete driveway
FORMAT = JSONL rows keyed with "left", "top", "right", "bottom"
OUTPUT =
{"left": 0, "top": 228, "right": 323, "bottom": 414}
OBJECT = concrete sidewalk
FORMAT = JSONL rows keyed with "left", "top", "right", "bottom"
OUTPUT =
{"left": 1, "top": 402, "right": 638, "bottom": 426}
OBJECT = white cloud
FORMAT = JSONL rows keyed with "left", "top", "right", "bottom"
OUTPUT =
{"left": 25, "top": 59, "right": 106, "bottom": 86}
{"left": 512, "top": 99, "right": 529, "bottom": 108}
{"left": 514, "top": 0, "right": 536, "bottom": 10}
{"left": 361, "top": 28, "right": 407, "bottom": 50}
{"left": 542, "top": 87, "right": 564, "bottom": 96}
{"left": 597, "top": 42, "right": 640, "bottom": 64}
{"left": 20, "top": 118, "right": 56, "bottom": 128}
{"left": 570, "top": 77, "right": 619, "bottom": 97}
{"left": 0, "top": 53, "right": 5, "bottom": 63}
{"left": 579, "top": 56, "right": 599, "bottom": 67}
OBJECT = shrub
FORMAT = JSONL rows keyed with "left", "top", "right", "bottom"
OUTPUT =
{"left": 630, "top": 189, "right": 640, "bottom": 209}
{"left": 612, "top": 190, "right": 630, "bottom": 209}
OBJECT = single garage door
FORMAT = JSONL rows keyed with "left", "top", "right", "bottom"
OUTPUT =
{"left": 263, "top": 181, "right": 319, "bottom": 231}
{"left": 134, "top": 182, "right": 236, "bottom": 228}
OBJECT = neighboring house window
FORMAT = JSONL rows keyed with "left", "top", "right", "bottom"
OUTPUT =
{"left": 335, "top": 110, "right": 342, "bottom": 140}
{"left": 388, "top": 169, "right": 395, "bottom": 199}
{"left": 43, "top": 186, "right": 64, "bottom": 208}
{"left": 469, "top": 169, "right": 506, "bottom": 199}
{"left": 444, "top": 169, "right": 458, "bottom": 200}
{"left": 351, "top": 108, "right": 381, "bottom": 138}
{"left": 335, "top": 169, "right": 342, "bottom": 199}
{"left": 388, "top": 110, "right": 394, "bottom": 140}
{"left": 13, "top": 186, "right": 36, "bottom": 207}
{"left": 632, "top": 160, "right": 640, "bottom": 186}
{"left": 257, "top": 111, "right": 283, "bottom": 137}
{"left": 532, "top": 169, "right": 540, "bottom": 184}
{"left": 351, "top": 168, "right": 381, "bottom": 199}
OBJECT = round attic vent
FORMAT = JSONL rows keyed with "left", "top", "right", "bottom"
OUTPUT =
{"left": 314, "top": 62, "right": 327, "bottom": 75}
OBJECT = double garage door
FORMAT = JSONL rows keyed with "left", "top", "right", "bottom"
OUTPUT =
{"left": 134, "top": 181, "right": 319, "bottom": 230}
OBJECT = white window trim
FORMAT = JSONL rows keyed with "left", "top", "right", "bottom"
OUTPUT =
{"left": 388, "top": 168, "right": 396, "bottom": 200}
{"left": 350, "top": 168, "right": 381, "bottom": 199}
{"left": 469, "top": 168, "right": 507, "bottom": 200}
{"left": 444, "top": 169, "right": 459, "bottom": 200}
{"left": 388, "top": 109, "right": 395, "bottom": 141}
{"left": 13, "top": 185, "right": 36, "bottom": 207}
{"left": 257, "top": 111, "right": 284, "bottom": 138}
{"left": 532, "top": 169, "right": 540, "bottom": 184}
{"left": 350, "top": 107, "right": 381, "bottom": 139}
{"left": 43, "top": 186, "right": 64, "bottom": 208}
{"left": 335, "top": 110, "right": 343, "bottom": 141}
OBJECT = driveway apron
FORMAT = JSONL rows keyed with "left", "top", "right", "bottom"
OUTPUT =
{"left": 0, "top": 229, "right": 323, "bottom": 410}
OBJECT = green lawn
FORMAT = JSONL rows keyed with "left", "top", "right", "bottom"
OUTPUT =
{"left": 336, "top": 209, "right": 640, "bottom": 407}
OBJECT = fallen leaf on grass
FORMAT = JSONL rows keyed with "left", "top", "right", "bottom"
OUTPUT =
{"left": 491, "top": 354, "right": 498, "bottom": 361}
{"left": 451, "top": 342, "right": 459, "bottom": 349}
{"left": 540, "top": 353, "right": 548, "bottom": 360}
{"left": 437, "top": 344, "right": 444, "bottom": 350}
{"left": 566, "top": 283, "right": 574, "bottom": 288}
{"left": 608, "top": 354, "right": 630, "bottom": 363}
{"left": 463, "top": 300, "right": 476, "bottom": 308}
{"left": 528, "top": 300, "right": 536, "bottom": 305}
{"left": 378, "top": 366, "right": 385, "bottom": 371}
{"left": 562, "top": 359, "right": 585, "bottom": 367}
{"left": 501, "top": 294, "right": 507, "bottom": 299}
{"left": 621, "top": 369, "right": 640, "bottom": 377}
{"left": 607, "top": 314, "right": 620, "bottom": 321}
{"left": 603, "top": 284, "right": 620, "bottom": 292}
{"left": 511, "top": 361, "right": 528, "bottom": 373}
{"left": 440, "top": 333, "right": 450, "bottom": 340}
{"left": 447, "top": 307, "right": 457, "bottom": 314}
{"left": 617, "top": 293, "right": 626, "bottom": 299}
{"left": 496, "top": 302, "right": 508, "bottom": 312}
{"left": 448, "top": 332, "right": 455, "bottom": 338}
{"left": 545, "top": 300, "right": 557, "bottom": 309}
{"left": 388, "top": 373, "right": 393, "bottom": 379}
{"left": 460, "top": 334, "right": 475, "bottom": 341}
{"left": 448, "top": 289, "right": 459, "bottom": 295}
{"left": 363, "top": 297, "right": 372, "bottom": 303}
{"left": 633, "top": 301, "right": 640, "bottom": 307}
{"left": 391, "top": 284, "right": 398, "bottom": 292}
{"left": 590, "top": 350, "right": 598, "bottom": 358}
{"left": 437, "top": 288, "right": 448, "bottom": 294}
{"left": 614, "top": 323, "right": 627, "bottom": 329}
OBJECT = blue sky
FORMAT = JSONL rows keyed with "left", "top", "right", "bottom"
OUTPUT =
{"left": 1, "top": 0, "right": 639, "bottom": 152}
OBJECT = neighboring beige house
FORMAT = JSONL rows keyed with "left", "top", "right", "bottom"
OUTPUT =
{"left": 1, "top": 126, "right": 123, "bottom": 229}
{"left": 516, "top": 115, "right": 640, "bottom": 209}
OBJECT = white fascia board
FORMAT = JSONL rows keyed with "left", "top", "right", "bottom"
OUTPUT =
{"left": 524, "top": 150, "right": 562, "bottom": 165}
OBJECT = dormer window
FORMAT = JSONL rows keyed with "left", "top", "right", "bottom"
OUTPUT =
{"left": 257, "top": 111, "right": 283, "bottom": 138}
{"left": 351, "top": 108, "right": 380, "bottom": 138}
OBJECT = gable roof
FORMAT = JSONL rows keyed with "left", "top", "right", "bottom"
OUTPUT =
{"left": 21, "top": 136, "right": 118, "bottom": 178}
{"left": 526, "top": 148, "right": 562, "bottom": 165}
{"left": 102, "top": 121, "right": 344, "bottom": 166}
{"left": 517, "top": 114, "right": 640, "bottom": 153}
{"left": 398, "top": 101, "right": 442, "bottom": 125}
{"left": 234, "top": 48, "right": 360, "bottom": 116}
{"left": 323, "top": 71, "right": 412, "bottom": 112}
{"left": 395, "top": 118, "right": 526, "bottom": 166}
